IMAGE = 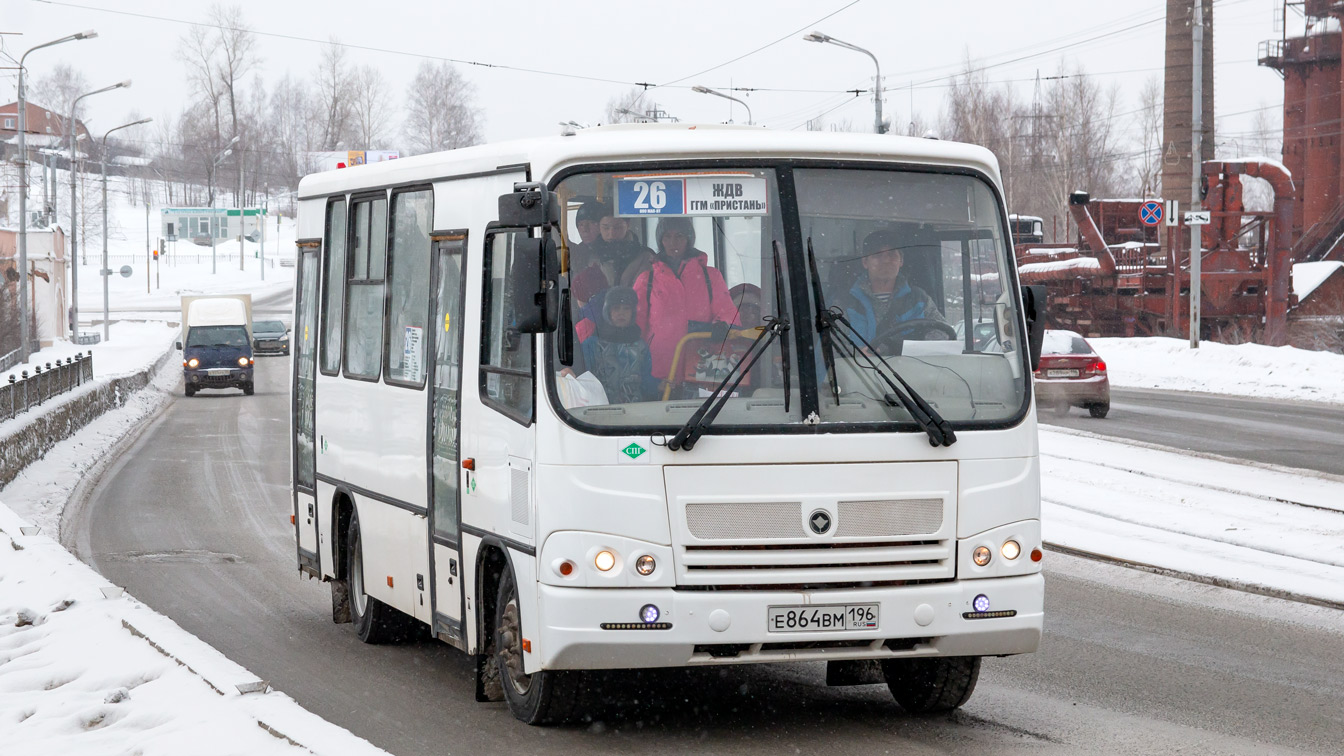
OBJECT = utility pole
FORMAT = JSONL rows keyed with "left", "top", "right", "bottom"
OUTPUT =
{"left": 1189, "top": 0, "right": 1203, "bottom": 349}
{"left": 260, "top": 202, "right": 266, "bottom": 282}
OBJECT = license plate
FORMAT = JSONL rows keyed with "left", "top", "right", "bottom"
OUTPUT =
{"left": 207, "top": 368, "right": 231, "bottom": 376}
{"left": 1046, "top": 369, "right": 1078, "bottom": 378}
{"left": 767, "top": 603, "right": 879, "bottom": 633}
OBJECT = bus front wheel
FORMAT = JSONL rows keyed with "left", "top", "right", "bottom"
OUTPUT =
{"left": 346, "top": 509, "right": 409, "bottom": 644}
{"left": 494, "top": 568, "right": 585, "bottom": 725}
{"left": 882, "top": 656, "right": 981, "bottom": 714}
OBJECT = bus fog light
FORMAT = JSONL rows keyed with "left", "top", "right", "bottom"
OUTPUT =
{"left": 972, "top": 594, "right": 990, "bottom": 613}
{"left": 640, "top": 604, "right": 660, "bottom": 623}
{"left": 635, "top": 555, "right": 656, "bottom": 576}
{"left": 1001, "top": 540, "right": 1021, "bottom": 560}
{"left": 972, "top": 546, "right": 992, "bottom": 566}
{"left": 594, "top": 550, "right": 616, "bottom": 572}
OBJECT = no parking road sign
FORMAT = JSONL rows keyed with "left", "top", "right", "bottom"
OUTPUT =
{"left": 1139, "top": 201, "right": 1163, "bottom": 227}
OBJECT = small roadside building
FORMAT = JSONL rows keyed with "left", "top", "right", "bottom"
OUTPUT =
{"left": 160, "top": 207, "right": 267, "bottom": 246}
{"left": 0, "top": 225, "right": 70, "bottom": 348}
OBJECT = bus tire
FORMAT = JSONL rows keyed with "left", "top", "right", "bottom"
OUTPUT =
{"left": 346, "top": 508, "right": 407, "bottom": 644}
{"left": 882, "top": 655, "right": 981, "bottom": 714}
{"left": 494, "top": 568, "right": 585, "bottom": 725}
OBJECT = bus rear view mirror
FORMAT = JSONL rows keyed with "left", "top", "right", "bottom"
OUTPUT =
{"left": 498, "top": 183, "right": 559, "bottom": 228}
{"left": 1023, "top": 285, "right": 1047, "bottom": 370}
{"left": 510, "top": 236, "right": 560, "bottom": 333}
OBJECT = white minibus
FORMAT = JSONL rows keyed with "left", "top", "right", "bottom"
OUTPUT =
{"left": 290, "top": 125, "right": 1048, "bottom": 724}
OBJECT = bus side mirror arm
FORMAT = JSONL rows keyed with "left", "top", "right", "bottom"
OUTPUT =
{"left": 1023, "top": 285, "right": 1047, "bottom": 371}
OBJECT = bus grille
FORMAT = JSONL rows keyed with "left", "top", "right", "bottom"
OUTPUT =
{"left": 677, "top": 539, "right": 953, "bottom": 587}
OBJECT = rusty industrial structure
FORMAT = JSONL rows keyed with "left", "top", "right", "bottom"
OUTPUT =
{"left": 1012, "top": 0, "right": 1344, "bottom": 349}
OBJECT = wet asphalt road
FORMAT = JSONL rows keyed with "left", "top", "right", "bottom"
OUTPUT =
{"left": 1039, "top": 387, "right": 1344, "bottom": 476}
{"left": 66, "top": 358, "right": 1344, "bottom": 755}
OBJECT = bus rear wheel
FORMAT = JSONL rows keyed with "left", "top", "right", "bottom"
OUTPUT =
{"left": 882, "top": 656, "right": 981, "bottom": 714}
{"left": 346, "top": 509, "right": 410, "bottom": 644}
{"left": 494, "top": 568, "right": 585, "bottom": 725}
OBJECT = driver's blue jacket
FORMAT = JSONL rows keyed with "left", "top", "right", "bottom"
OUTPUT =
{"left": 840, "top": 275, "right": 942, "bottom": 344}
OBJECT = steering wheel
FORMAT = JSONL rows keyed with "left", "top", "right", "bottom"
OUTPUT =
{"left": 873, "top": 319, "right": 958, "bottom": 353}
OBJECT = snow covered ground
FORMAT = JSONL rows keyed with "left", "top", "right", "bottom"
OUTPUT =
{"left": 1092, "top": 336, "right": 1344, "bottom": 405}
{"left": 1040, "top": 427, "right": 1344, "bottom": 608}
{"left": 3, "top": 210, "right": 1343, "bottom": 749}
{"left": 0, "top": 503, "right": 388, "bottom": 755}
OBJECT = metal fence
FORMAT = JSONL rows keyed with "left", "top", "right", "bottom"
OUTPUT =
{"left": 1, "top": 353, "right": 95, "bottom": 424}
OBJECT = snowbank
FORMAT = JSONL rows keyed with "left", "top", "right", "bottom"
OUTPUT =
{"left": 1091, "top": 336, "right": 1344, "bottom": 405}
{"left": 0, "top": 502, "right": 389, "bottom": 755}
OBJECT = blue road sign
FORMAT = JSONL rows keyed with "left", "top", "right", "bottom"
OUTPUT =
{"left": 1140, "top": 201, "right": 1163, "bottom": 226}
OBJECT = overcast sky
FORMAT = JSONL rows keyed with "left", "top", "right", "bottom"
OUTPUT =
{"left": 3, "top": 0, "right": 1286, "bottom": 155}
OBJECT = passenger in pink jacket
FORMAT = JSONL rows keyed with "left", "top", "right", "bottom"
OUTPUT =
{"left": 633, "top": 217, "right": 740, "bottom": 381}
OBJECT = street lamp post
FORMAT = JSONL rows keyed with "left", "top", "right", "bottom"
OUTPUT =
{"left": 209, "top": 137, "right": 239, "bottom": 276}
{"left": 69, "top": 79, "right": 130, "bottom": 342}
{"left": 691, "top": 86, "right": 753, "bottom": 126}
{"left": 16, "top": 29, "right": 98, "bottom": 363}
{"left": 804, "top": 31, "right": 885, "bottom": 134}
{"left": 101, "top": 118, "right": 152, "bottom": 342}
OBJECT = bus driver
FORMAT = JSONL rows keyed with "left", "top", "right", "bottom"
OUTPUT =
{"left": 839, "top": 229, "right": 947, "bottom": 347}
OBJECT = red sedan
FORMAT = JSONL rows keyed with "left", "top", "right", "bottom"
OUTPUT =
{"left": 1034, "top": 330, "right": 1110, "bottom": 418}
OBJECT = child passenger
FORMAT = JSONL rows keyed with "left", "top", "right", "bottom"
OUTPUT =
{"left": 576, "top": 287, "right": 659, "bottom": 404}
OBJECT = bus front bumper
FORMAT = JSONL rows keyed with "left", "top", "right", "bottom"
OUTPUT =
{"left": 534, "top": 573, "right": 1042, "bottom": 671}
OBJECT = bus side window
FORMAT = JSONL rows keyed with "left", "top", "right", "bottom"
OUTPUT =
{"left": 320, "top": 198, "right": 347, "bottom": 375}
{"left": 344, "top": 196, "right": 388, "bottom": 380}
{"left": 480, "top": 231, "right": 534, "bottom": 424}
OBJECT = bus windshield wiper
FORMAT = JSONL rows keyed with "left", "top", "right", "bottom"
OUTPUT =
{"left": 825, "top": 309, "right": 957, "bottom": 448}
{"left": 807, "top": 239, "right": 841, "bottom": 407}
{"left": 667, "top": 245, "right": 791, "bottom": 452}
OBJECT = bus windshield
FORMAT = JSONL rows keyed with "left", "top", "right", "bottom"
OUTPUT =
{"left": 549, "top": 165, "right": 1027, "bottom": 432}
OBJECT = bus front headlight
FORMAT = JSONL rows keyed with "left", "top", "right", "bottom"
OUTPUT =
{"left": 1001, "top": 540, "right": 1021, "bottom": 560}
{"left": 594, "top": 550, "right": 616, "bottom": 572}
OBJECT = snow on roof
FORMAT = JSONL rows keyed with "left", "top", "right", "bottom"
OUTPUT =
{"left": 1293, "top": 261, "right": 1344, "bottom": 300}
{"left": 1223, "top": 155, "right": 1291, "bottom": 178}
{"left": 1019, "top": 256, "right": 1102, "bottom": 275}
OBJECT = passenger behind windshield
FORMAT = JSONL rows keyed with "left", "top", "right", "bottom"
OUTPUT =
{"left": 633, "top": 217, "right": 740, "bottom": 387}
{"left": 186, "top": 325, "right": 249, "bottom": 348}
{"left": 565, "top": 287, "right": 658, "bottom": 404}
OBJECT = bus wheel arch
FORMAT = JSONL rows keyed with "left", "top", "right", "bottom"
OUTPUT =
{"left": 329, "top": 491, "right": 354, "bottom": 624}
{"left": 474, "top": 544, "right": 508, "bottom": 703}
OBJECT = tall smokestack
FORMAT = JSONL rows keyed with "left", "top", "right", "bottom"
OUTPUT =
{"left": 1163, "top": 0, "right": 1215, "bottom": 204}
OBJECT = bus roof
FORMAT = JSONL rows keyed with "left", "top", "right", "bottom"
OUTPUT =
{"left": 296, "top": 124, "right": 1002, "bottom": 200}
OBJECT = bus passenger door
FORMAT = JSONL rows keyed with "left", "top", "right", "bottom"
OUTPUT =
{"left": 293, "top": 242, "right": 321, "bottom": 576}
{"left": 427, "top": 234, "right": 468, "bottom": 646}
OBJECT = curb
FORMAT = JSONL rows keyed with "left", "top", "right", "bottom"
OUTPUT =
{"left": 1043, "top": 541, "right": 1344, "bottom": 612}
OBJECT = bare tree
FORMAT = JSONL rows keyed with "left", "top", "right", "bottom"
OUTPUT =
{"left": 269, "top": 72, "right": 320, "bottom": 185}
{"left": 29, "top": 63, "right": 90, "bottom": 138}
{"left": 208, "top": 3, "right": 258, "bottom": 206}
{"left": 1135, "top": 75, "right": 1163, "bottom": 200}
{"left": 315, "top": 40, "right": 355, "bottom": 150}
{"left": 350, "top": 65, "right": 393, "bottom": 149}
{"left": 605, "top": 87, "right": 649, "bottom": 124}
{"left": 179, "top": 21, "right": 225, "bottom": 154}
{"left": 402, "top": 60, "right": 482, "bottom": 155}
